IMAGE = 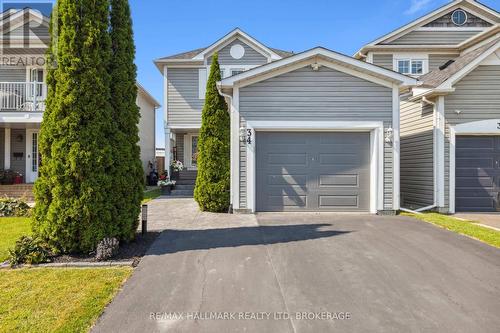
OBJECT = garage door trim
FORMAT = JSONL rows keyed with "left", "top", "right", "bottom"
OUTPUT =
{"left": 449, "top": 119, "right": 500, "bottom": 213}
{"left": 244, "top": 120, "right": 386, "bottom": 213}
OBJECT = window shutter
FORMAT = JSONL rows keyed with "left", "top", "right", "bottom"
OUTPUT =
{"left": 198, "top": 68, "right": 207, "bottom": 99}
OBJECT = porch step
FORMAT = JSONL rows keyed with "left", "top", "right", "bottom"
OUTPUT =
{"left": 175, "top": 179, "right": 196, "bottom": 185}
{"left": 178, "top": 171, "right": 197, "bottom": 180}
{"left": 0, "top": 185, "right": 34, "bottom": 201}
{"left": 174, "top": 184, "right": 195, "bottom": 191}
{"left": 170, "top": 189, "right": 194, "bottom": 197}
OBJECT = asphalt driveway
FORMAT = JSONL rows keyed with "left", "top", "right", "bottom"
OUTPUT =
{"left": 93, "top": 199, "right": 500, "bottom": 333}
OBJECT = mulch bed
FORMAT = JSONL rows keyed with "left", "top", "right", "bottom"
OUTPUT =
{"left": 50, "top": 231, "right": 161, "bottom": 267}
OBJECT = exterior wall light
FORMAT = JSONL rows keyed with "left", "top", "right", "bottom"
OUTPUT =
{"left": 385, "top": 128, "right": 394, "bottom": 144}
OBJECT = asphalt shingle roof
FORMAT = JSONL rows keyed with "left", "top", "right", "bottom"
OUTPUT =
{"left": 157, "top": 46, "right": 293, "bottom": 61}
{"left": 419, "top": 37, "right": 500, "bottom": 88}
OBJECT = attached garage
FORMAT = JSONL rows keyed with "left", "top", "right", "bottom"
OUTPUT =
{"left": 455, "top": 136, "right": 500, "bottom": 212}
{"left": 217, "top": 47, "right": 417, "bottom": 213}
{"left": 256, "top": 132, "right": 370, "bottom": 212}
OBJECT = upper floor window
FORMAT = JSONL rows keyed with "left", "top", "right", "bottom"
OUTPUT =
{"left": 397, "top": 59, "right": 424, "bottom": 75}
{"left": 451, "top": 10, "right": 467, "bottom": 26}
{"left": 231, "top": 69, "right": 244, "bottom": 76}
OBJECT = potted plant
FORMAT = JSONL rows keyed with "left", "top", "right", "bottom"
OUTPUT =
{"left": 170, "top": 160, "right": 184, "bottom": 180}
{"left": 157, "top": 175, "right": 176, "bottom": 195}
{"left": 0, "top": 169, "right": 16, "bottom": 185}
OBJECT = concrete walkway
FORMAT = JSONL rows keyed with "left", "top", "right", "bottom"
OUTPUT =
{"left": 455, "top": 213, "right": 500, "bottom": 230}
{"left": 93, "top": 198, "right": 500, "bottom": 333}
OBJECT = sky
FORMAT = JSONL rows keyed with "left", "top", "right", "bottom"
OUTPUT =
{"left": 20, "top": 0, "right": 500, "bottom": 148}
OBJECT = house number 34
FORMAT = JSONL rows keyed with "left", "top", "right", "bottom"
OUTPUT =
{"left": 247, "top": 129, "right": 252, "bottom": 144}
{"left": 497, "top": 122, "right": 500, "bottom": 129}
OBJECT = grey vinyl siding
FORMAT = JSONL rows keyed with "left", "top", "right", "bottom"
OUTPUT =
{"left": 429, "top": 54, "right": 459, "bottom": 71}
{"left": 0, "top": 67, "right": 26, "bottom": 82}
{"left": 443, "top": 65, "right": 500, "bottom": 210}
{"left": 372, "top": 54, "right": 393, "bottom": 70}
{"left": 400, "top": 96, "right": 434, "bottom": 208}
{"left": 238, "top": 66, "right": 394, "bottom": 210}
{"left": 167, "top": 68, "right": 204, "bottom": 128}
{"left": 385, "top": 31, "right": 479, "bottom": 45}
{"left": 0, "top": 128, "right": 4, "bottom": 169}
{"left": 10, "top": 128, "right": 25, "bottom": 176}
{"left": 175, "top": 133, "right": 186, "bottom": 164}
{"left": 207, "top": 39, "right": 268, "bottom": 66}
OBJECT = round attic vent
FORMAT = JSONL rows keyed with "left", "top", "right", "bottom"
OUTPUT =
{"left": 451, "top": 9, "right": 467, "bottom": 26}
{"left": 230, "top": 44, "right": 245, "bottom": 59}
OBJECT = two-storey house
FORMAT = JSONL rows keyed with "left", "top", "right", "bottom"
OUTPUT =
{"left": 0, "top": 8, "right": 159, "bottom": 192}
{"left": 157, "top": 28, "right": 417, "bottom": 213}
{"left": 357, "top": 0, "right": 500, "bottom": 213}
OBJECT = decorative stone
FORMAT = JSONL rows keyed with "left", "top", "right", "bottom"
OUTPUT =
{"left": 95, "top": 238, "right": 119, "bottom": 261}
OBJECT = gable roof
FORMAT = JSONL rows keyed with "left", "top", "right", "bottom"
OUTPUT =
{"left": 154, "top": 28, "right": 293, "bottom": 71}
{"left": 356, "top": 0, "right": 499, "bottom": 57}
{"left": 137, "top": 83, "right": 161, "bottom": 108}
{"left": 419, "top": 37, "right": 500, "bottom": 88}
{"left": 218, "top": 47, "right": 417, "bottom": 93}
{"left": 0, "top": 8, "right": 49, "bottom": 33}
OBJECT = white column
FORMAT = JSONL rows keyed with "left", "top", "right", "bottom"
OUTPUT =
{"left": 4, "top": 128, "right": 11, "bottom": 169}
{"left": 164, "top": 128, "right": 171, "bottom": 173}
{"left": 392, "top": 85, "right": 400, "bottom": 211}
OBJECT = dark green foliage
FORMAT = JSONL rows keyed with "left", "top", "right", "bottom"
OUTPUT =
{"left": 33, "top": 0, "right": 118, "bottom": 253}
{"left": 8, "top": 236, "right": 51, "bottom": 267}
{"left": 109, "top": 0, "right": 143, "bottom": 240}
{"left": 194, "top": 53, "right": 231, "bottom": 212}
{"left": 0, "top": 198, "right": 31, "bottom": 217}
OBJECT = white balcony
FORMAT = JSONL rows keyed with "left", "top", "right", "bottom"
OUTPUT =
{"left": 0, "top": 82, "right": 47, "bottom": 112}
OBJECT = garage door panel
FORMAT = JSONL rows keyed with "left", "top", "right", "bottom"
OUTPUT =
{"left": 256, "top": 132, "right": 370, "bottom": 212}
{"left": 455, "top": 135, "right": 500, "bottom": 212}
{"left": 268, "top": 195, "right": 307, "bottom": 208}
{"left": 319, "top": 174, "right": 359, "bottom": 187}
{"left": 267, "top": 174, "right": 307, "bottom": 186}
{"left": 456, "top": 158, "right": 494, "bottom": 169}
{"left": 266, "top": 153, "right": 309, "bottom": 166}
{"left": 455, "top": 176, "right": 494, "bottom": 188}
{"left": 319, "top": 153, "right": 364, "bottom": 166}
{"left": 319, "top": 195, "right": 358, "bottom": 209}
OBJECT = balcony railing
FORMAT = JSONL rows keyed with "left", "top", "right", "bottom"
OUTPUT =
{"left": 0, "top": 82, "right": 47, "bottom": 112}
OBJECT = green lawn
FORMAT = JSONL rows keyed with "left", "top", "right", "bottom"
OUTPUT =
{"left": 0, "top": 218, "right": 31, "bottom": 263}
{"left": 142, "top": 188, "right": 161, "bottom": 204}
{"left": 0, "top": 267, "right": 132, "bottom": 333}
{"left": 402, "top": 212, "right": 500, "bottom": 248}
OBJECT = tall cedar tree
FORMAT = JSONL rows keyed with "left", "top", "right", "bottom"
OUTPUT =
{"left": 33, "top": 0, "right": 118, "bottom": 253}
{"left": 109, "top": 0, "right": 143, "bottom": 240}
{"left": 194, "top": 53, "right": 231, "bottom": 212}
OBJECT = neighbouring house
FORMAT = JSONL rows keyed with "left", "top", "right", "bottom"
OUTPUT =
{"left": 357, "top": 0, "right": 500, "bottom": 213}
{"left": 137, "top": 83, "right": 161, "bottom": 178}
{"left": 0, "top": 8, "right": 159, "bottom": 191}
{"left": 156, "top": 28, "right": 417, "bottom": 212}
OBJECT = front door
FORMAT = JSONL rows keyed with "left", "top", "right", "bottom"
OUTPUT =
{"left": 25, "top": 129, "right": 40, "bottom": 183}
{"left": 185, "top": 134, "right": 199, "bottom": 170}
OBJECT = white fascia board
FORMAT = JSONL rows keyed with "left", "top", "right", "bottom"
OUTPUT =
{"left": 436, "top": 41, "right": 500, "bottom": 90}
{"left": 192, "top": 28, "right": 281, "bottom": 61}
{"left": 219, "top": 48, "right": 417, "bottom": 90}
{"left": 356, "top": 0, "right": 499, "bottom": 54}
{"left": 0, "top": 112, "right": 43, "bottom": 123}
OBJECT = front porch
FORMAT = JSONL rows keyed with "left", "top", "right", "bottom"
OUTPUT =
{"left": 171, "top": 130, "right": 199, "bottom": 171}
{"left": 0, "top": 126, "right": 40, "bottom": 185}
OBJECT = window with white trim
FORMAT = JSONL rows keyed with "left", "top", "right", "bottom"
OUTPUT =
{"left": 396, "top": 59, "right": 425, "bottom": 75}
{"left": 231, "top": 69, "right": 244, "bottom": 76}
